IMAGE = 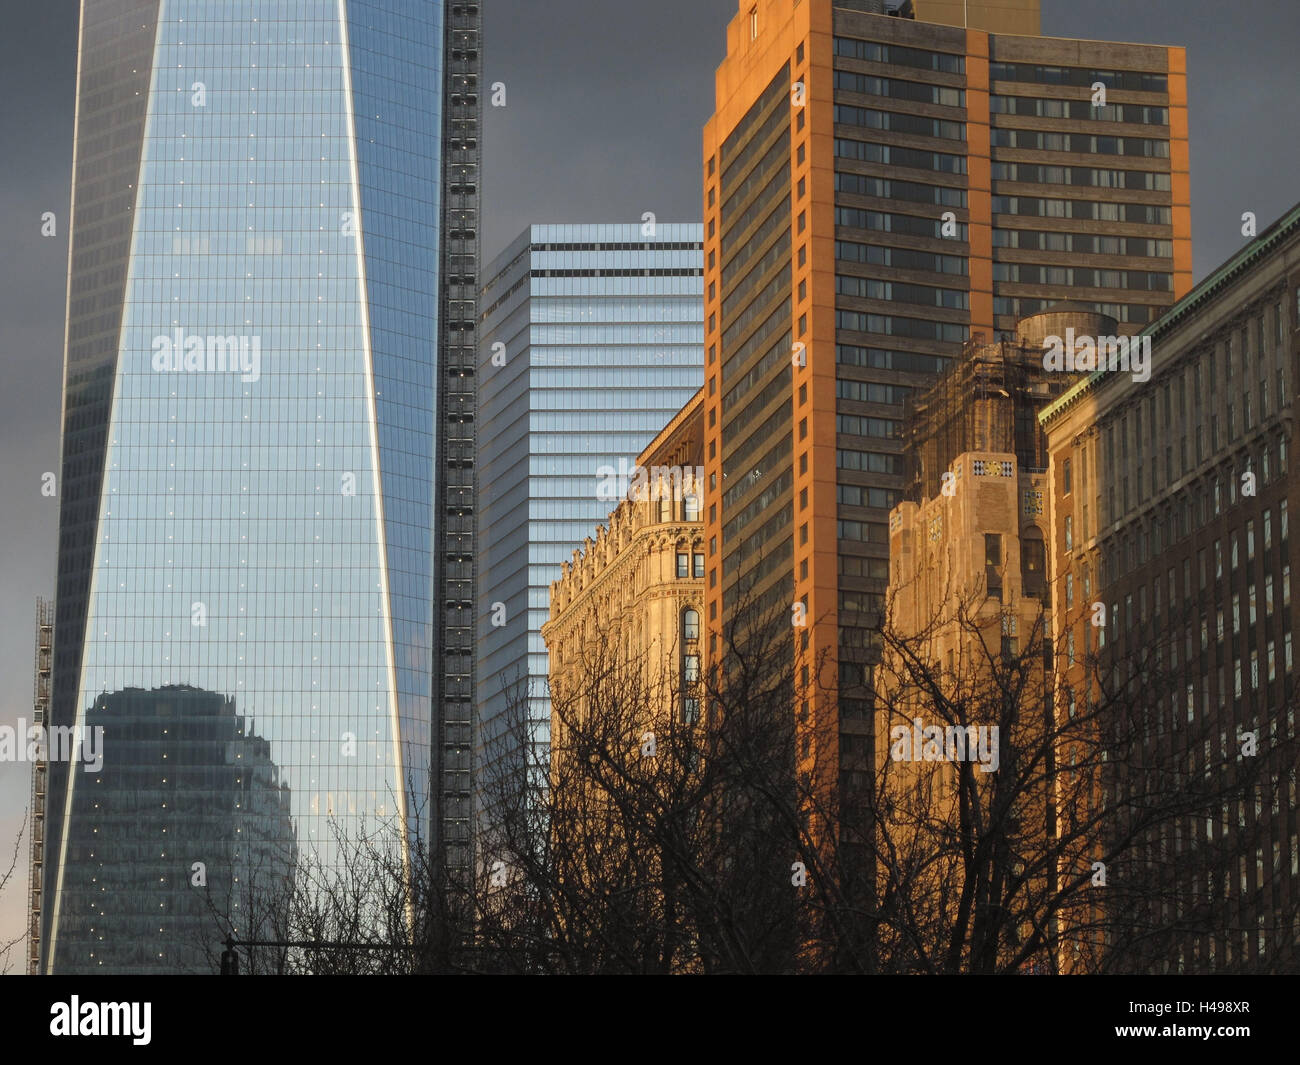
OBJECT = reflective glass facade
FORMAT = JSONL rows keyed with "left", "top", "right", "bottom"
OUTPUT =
{"left": 477, "top": 224, "right": 704, "bottom": 827}
{"left": 46, "top": 0, "right": 449, "bottom": 973}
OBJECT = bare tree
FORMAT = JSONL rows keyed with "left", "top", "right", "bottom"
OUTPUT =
{"left": 1, "top": 811, "right": 28, "bottom": 975}
{"left": 222, "top": 584, "right": 1299, "bottom": 974}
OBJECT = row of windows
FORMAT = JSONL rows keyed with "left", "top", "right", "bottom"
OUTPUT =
{"left": 836, "top": 484, "right": 900, "bottom": 510}
{"left": 722, "top": 365, "right": 791, "bottom": 448}
{"left": 839, "top": 590, "right": 884, "bottom": 613}
{"left": 721, "top": 328, "right": 791, "bottom": 417}
{"left": 835, "top": 239, "right": 967, "bottom": 275}
{"left": 722, "top": 467, "right": 792, "bottom": 545}
{"left": 993, "top": 296, "right": 1152, "bottom": 324}
{"left": 834, "top": 104, "right": 965, "bottom": 142}
{"left": 836, "top": 309, "right": 968, "bottom": 343}
{"left": 833, "top": 137, "right": 966, "bottom": 175}
{"left": 722, "top": 229, "right": 790, "bottom": 323}
{"left": 721, "top": 130, "right": 791, "bottom": 226}
{"left": 992, "top": 196, "right": 1172, "bottom": 225}
{"left": 721, "top": 99, "right": 791, "bottom": 194}
{"left": 721, "top": 435, "right": 789, "bottom": 512}
{"left": 835, "top": 378, "right": 911, "bottom": 407}
{"left": 836, "top": 450, "right": 903, "bottom": 475}
{"left": 720, "top": 207, "right": 787, "bottom": 288}
{"left": 836, "top": 273, "right": 968, "bottom": 309}
{"left": 991, "top": 129, "right": 1170, "bottom": 160}
{"left": 1102, "top": 462, "right": 1288, "bottom": 586}
{"left": 837, "top": 519, "right": 889, "bottom": 543}
{"left": 721, "top": 265, "right": 791, "bottom": 350}
{"left": 989, "top": 62, "right": 1168, "bottom": 93}
{"left": 836, "top": 343, "right": 950, "bottom": 375}
{"left": 675, "top": 552, "right": 706, "bottom": 579}
{"left": 720, "top": 296, "right": 790, "bottom": 386}
{"left": 719, "top": 166, "right": 789, "bottom": 256}
{"left": 832, "top": 70, "right": 963, "bottom": 108}
{"left": 994, "top": 229, "right": 1173, "bottom": 258}
{"left": 990, "top": 96, "right": 1168, "bottom": 125}
{"left": 836, "top": 414, "right": 902, "bottom": 439}
{"left": 528, "top": 268, "right": 702, "bottom": 278}
{"left": 720, "top": 64, "right": 789, "bottom": 167}
{"left": 832, "top": 37, "right": 965, "bottom": 75}
{"left": 531, "top": 241, "right": 702, "bottom": 252}
{"left": 836, "top": 206, "right": 969, "bottom": 241}
{"left": 992, "top": 162, "right": 1171, "bottom": 191}
{"left": 1098, "top": 338, "right": 1286, "bottom": 515}
{"left": 835, "top": 170, "right": 966, "bottom": 208}
{"left": 838, "top": 553, "right": 891, "bottom": 579}
{"left": 992, "top": 262, "right": 1172, "bottom": 291}
{"left": 724, "top": 402, "right": 791, "bottom": 482}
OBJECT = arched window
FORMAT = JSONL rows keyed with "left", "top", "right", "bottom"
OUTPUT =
{"left": 684, "top": 489, "right": 702, "bottom": 522}
{"left": 682, "top": 607, "right": 700, "bottom": 641}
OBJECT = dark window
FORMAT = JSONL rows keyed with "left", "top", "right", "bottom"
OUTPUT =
{"left": 1022, "top": 530, "right": 1046, "bottom": 599}
{"left": 985, "top": 533, "right": 1003, "bottom": 567}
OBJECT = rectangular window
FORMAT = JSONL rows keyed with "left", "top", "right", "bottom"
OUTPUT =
{"left": 677, "top": 553, "right": 689, "bottom": 578}
{"left": 985, "top": 533, "right": 1003, "bottom": 566}
{"left": 1063, "top": 457, "right": 1072, "bottom": 495}
{"left": 684, "top": 654, "right": 700, "bottom": 682}
{"left": 693, "top": 552, "right": 705, "bottom": 578}
{"left": 1064, "top": 515, "right": 1073, "bottom": 552}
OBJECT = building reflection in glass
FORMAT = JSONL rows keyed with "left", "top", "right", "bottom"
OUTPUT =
{"left": 51, "top": 685, "right": 296, "bottom": 973}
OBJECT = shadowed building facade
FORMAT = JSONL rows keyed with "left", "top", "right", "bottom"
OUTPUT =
{"left": 1042, "top": 204, "right": 1300, "bottom": 972}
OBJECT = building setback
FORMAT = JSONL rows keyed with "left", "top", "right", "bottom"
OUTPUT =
{"left": 1042, "top": 203, "right": 1300, "bottom": 971}
{"left": 476, "top": 224, "right": 704, "bottom": 840}
{"left": 702, "top": 0, "right": 1189, "bottom": 829}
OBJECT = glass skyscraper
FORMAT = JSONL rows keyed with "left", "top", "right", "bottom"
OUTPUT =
{"left": 44, "top": 0, "right": 480, "bottom": 973}
{"left": 476, "top": 223, "right": 704, "bottom": 832}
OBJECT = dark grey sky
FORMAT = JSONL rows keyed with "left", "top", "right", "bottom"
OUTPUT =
{"left": 1, "top": 0, "right": 1297, "bottom": 958}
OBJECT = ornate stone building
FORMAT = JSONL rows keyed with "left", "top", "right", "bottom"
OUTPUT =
{"left": 544, "top": 389, "right": 706, "bottom": 739}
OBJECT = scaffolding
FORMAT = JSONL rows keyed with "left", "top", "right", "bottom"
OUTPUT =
{"left": 904, "top": 333, "right": 1061, "bottom": 501}
{"left": 27, "top": 597, "right": 52, "bottom": 975}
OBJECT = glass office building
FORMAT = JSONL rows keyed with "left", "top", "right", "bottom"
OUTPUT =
{"left": 44, "top": 0, "right": 480, "bottom": 973}
{"left": 476, "top": 224, "right": 704, "bottom": 831}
